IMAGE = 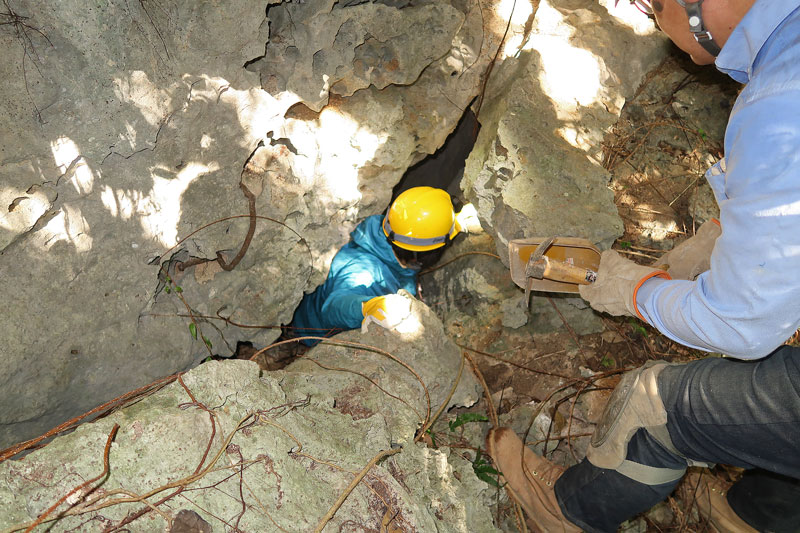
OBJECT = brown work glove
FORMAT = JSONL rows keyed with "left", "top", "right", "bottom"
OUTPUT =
{"left": 654, "top": 219, "right": 721, "bottom": 280}
{"left": 579, "top": 250, "right": 671, "bottom": 319}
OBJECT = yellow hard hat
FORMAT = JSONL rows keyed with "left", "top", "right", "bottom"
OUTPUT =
{"left": 382, "top": 187, "right": 460, "bottom": 252}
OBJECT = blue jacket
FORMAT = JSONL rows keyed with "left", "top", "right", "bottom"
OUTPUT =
{"left": 637, "top": 2, "right": 800, "bottom": 359}
{"left": 290, "top": 215, "right": 418, "bottom": 345}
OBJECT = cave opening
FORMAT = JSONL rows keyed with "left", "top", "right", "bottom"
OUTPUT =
{"left": 391, "top": 105, "right": 480, "bottom": 210}
{"left": 255, "top": 105, "right": 482, "bottom": 369}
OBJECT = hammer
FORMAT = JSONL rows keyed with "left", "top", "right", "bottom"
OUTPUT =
{"left": 524, "top": 236, "right": 598, "bottom": 306}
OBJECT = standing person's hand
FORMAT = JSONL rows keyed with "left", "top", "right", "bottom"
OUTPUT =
{"left": 579, "top": 251, "right": 670, "bottom": 318}
{"left": 655, "top": 220, "right": 721, "bottom": 280}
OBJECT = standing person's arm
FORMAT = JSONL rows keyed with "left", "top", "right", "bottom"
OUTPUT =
{"left": 636, "top": 91, "right": 800, "bottom": 359}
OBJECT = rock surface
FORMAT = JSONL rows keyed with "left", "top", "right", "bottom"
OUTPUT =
{"left": 0, "top": 0, "right": 669, "bottom": 459}
{"left": 0, "top": 0, "right": 492, "bottom": 448}
{"left": 0, "top": 295, "right": 496, "bottom": 532}
{"left": 462, "top": 0, "right": 669, "bottom": 259}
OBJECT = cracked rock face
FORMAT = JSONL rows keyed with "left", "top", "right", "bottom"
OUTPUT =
{"left": 0, "top": 0, "right": 490, "bottom": 449}
{"left": 0, "top": 0, "right": 667, "bottom": 456}
{"left": 249, "top": 1, "right": 464, "bottom": 111}
{"left": 462, "top": 0, "right": 669, "bottom": 259}
{"left": 0, "top": 296, "right": 496, "bottom": 532}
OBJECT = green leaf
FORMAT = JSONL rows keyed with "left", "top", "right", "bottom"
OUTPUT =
{"left": 203, "top": 356, "right": 213, "bottom": 363}
{"left": 189, "top": 322, "right": 198, "bottom": 340}
{"left": 202, "top": 336, "right": 212, "bottom": 349}
{"left": 601, "top": 354, "right": 615, "bottom": 368}
{"left": 629, "top": 319, "right": 649, "bottom": 337}
{"left": 164, "top": 286, "right": 171, "bottom": 294}
{"left": 619, "top": 240, "right": 632, "bottom": 249}
{"left": 425, "top": 428, "right": 437, "bottom": 448}
{"left": 476, "top": 471, "right": 502, "bottom": 487}
{"left": 698, "top": 128, "right": 707, "bottom": 140}
{"left": 471, "top": 451, "right": 502, "bottom": 487}
{"left": 474, "top": 464, "right": 500, "bottom": 476}
{"left": 175, "top": 286, "right": 183, "bottom": 293}
{"left": 448, "top": 412, "right": 490, "bottom": 432}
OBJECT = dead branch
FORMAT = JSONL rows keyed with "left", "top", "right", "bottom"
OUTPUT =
{"left": 313, "top": 447, "right": 402, "bottom": 533}
{"left": 0, "top": 375, "right": 178, "bottom": 463}
{"left": 23, "top": 424, "right": 119, "bottom": 533}
{"left": 416, "top": 350, "right": 466, "bottom": 442}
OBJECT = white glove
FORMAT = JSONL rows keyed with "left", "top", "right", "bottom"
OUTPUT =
{"left": 655, "top": 219, "right": 721, "bottom": 280}
{"left": 579, "top": 250, "right": 671, "bottom": 318}
{"left": 361, "top": 294, "right": 412, "bottom": 333}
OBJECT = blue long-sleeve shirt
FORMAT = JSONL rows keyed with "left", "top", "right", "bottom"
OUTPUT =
{"left": 636, "top": 2, "right": 800, "bottom": 359}
{"left": 290, "top": 214, "right": 418, "bottom": 345}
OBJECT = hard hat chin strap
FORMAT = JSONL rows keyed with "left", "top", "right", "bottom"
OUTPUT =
{"left": 679, "top": 0, "right": 721, "bottom": 57}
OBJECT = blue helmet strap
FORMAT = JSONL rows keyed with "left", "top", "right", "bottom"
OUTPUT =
{"left": 683, "top": 0, "right": 721, "bottom": 56}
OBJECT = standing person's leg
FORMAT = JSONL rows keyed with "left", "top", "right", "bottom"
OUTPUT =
{"left": 489, "top": 346, "right": 800, "bottom": 532}
{"left": 656, "top": 346, "right": 800, "bottom": 532}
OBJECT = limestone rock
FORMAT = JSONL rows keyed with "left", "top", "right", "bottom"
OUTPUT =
{"left": 421, "top": 232, "right": 605, "bottom": 344}
{"left": 688, "top": 182, "right": 720, "bottom": 226}
{"left": 0, "top": 0, "right": 491, "bottom": 448}
{"left": 0, "top": 296, "right": 496, "bottom": 532}
{"left": 250, "top": 1, "right": 465, "bottom": 111}
{"left": 462, "top": 0, "right": 670, "bottom": 259}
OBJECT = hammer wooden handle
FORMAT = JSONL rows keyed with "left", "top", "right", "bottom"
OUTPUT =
{"left": 540, "top": 256, "right": 596, "bottom": 285}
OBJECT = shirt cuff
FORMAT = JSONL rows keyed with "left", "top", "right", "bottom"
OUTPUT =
{"left": 634, "top": 275, "right": 670, "bottom": 325}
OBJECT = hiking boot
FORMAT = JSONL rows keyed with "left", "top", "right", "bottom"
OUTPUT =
{"left": 486, "top": 427, "right": 581, "bottom": 533}
{"left": 687, "top": 472, "right": 758, "bottom": 533}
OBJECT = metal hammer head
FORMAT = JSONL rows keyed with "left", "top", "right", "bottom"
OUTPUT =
{"left": 524, "top": 236, "right": 555, "bottom": 280}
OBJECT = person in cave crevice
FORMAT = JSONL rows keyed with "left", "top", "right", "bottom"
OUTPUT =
{"left": 284, "top": 186, "right": 471, "bottom": 347}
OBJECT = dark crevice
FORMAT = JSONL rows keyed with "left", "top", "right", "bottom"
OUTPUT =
{"left": 392, "top": 103, "right": 480, "bottom": 208}
{"left": 269, "top": 136, "right": 298, "bottom": 155}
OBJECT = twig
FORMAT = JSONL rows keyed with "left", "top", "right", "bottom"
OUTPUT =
{"left": 628, "top": 243, "right": 666, "bottom": 253}
{"left": 418, "top": 251, "right": 501, "bottom": 277}
{"left": 415, "top": 350, "right": 465, "bottom": 442}
{"left": 617, "top": 248, "right": 660, "bottom": 261}
{"left": 154, "top": 212, "right": 312, "bottom": 290}
{"left": 23, "top": 424, "right": 119, "bottom": 532}
{"left": 457, "top": 342, "right": 579, "bottom": 382}
{"left": 668, "top": 174, "right": 701, "bottom": 207}
{"left": 546, "top": 296, "right": 587, "bottom": 362}
{"left": 51, "top": 412, "right": 256, "bottom": 528}
{"left": 526, "top": 432, "right": 593, "bottom": 446}
{"left": 158, "top": 264, "right": 214, "bottom": 357}
{"left": 512, "top": 500, "right": 528, "bottom": 533}
{"left": 239, "top": 470, "right": 290, "bottom": 532}
{"left": 463, "top": 350, "right": 498, "bottom": 428}
{"left": 0, "top": 374, "right": 178, "bottom": 463}
{"left": 215, "top": 183, "right": 257, "bottom": 271}
{"left": 228, "top": 445, "right": 247, "bottom": 532}
{"left": 473, "top": 0, "right": 516, "bottom": 121}
{"left": 306, "top": 357, "right": 423, "bottom": 423}
{"left": 681, "top": 470, "right": 704, "bottom": 532}
{"left": 313, "top": 447, "right": 401, "bottom": 533}
{"left": 565, "top": 382, "right": 592, "bottom": 462}
{"left": 608, "top": 122, "right": 658, "bottom": 172}
{"left": 251, "top": 336, "right": 432, "bottom": 431}
{"left": 602, "top": 317, "right": 638, "bottom": 362}
{"left": 103, "top": 376, "right": 219, "bottom": 531}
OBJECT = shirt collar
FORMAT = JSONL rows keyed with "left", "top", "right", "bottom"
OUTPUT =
{"left": 715, "top": 1, "right": 800, "bottom": 84}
